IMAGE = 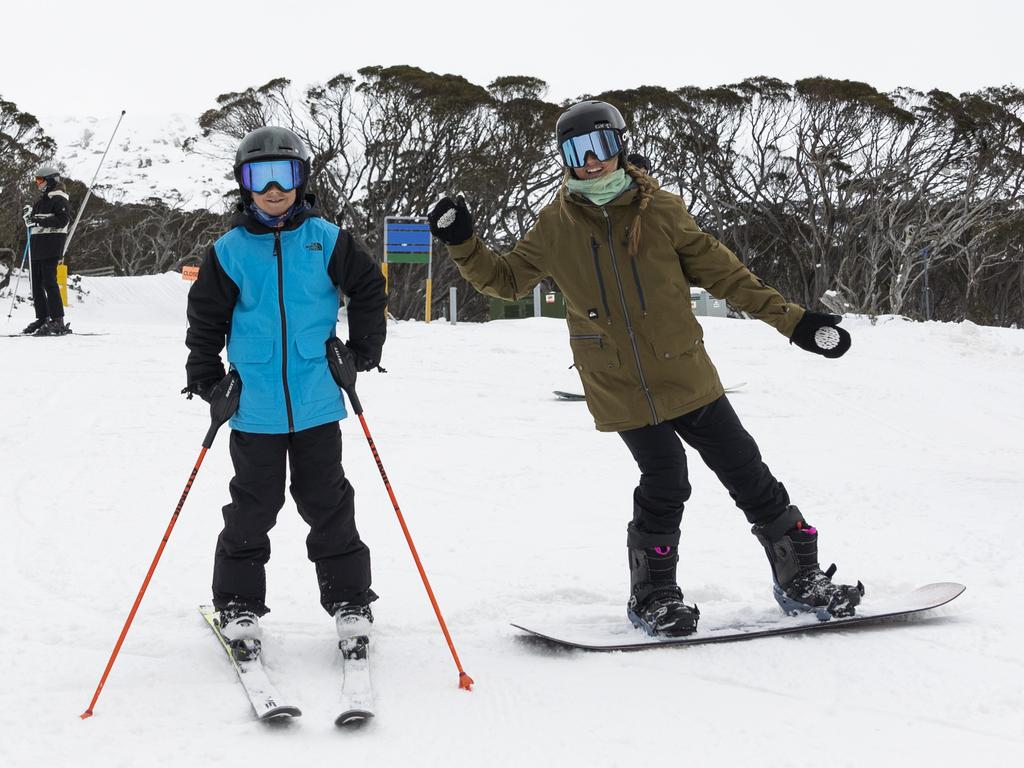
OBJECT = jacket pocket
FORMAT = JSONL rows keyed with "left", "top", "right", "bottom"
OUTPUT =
{"left": 226, "top": 335, "right": 281, "bottom": 418}
{"left": 569, "top": 334, "right": 621, "bottom": 372}
{"left": 650, "top": 334, "right": 700, "bottom": 361}
{"left": 294, "top": 331, "right": 342, "bottom": 405}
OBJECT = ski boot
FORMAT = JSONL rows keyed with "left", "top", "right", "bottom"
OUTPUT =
{"left": 218, "top": 605, "right": 262, "bottom": 661}
{"left": 626, "top": 544, "right": 700, "bottom": 637}
{"left": 333, "top": 602, "right": 373, "bottom": 642}
{"left": 752, "top": 505, "right": 864, "bottom": 621}
{"left": 34, "top": 318, "right": 71, "bottom": 336}
{"left": 333, "top": 602, "right": 373, "bottom": 662}
{"left": 22, "top": 318, "right": 47, "bottom": 335}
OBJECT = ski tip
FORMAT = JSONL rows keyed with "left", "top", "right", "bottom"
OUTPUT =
{"left": 335, "top": 710, "right": 374, "bottom": 728}
{"left": 261, "top": 706, "right": 302, "bottom": 721}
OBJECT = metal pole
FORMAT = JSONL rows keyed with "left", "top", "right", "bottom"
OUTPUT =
{"left": 6, "top": 238, "right": 30, "bottom": 319}
{"left": 923, "top": 246, "right": 931, "bottom": 321}
{"left": 449, "top": 286, "right": 457, "bottom": 325}
{"left": 63, "top": 110, "right": 126, "bottom": 258}
{"left": 533, "top": 284, "right": 541, "bottom": 317}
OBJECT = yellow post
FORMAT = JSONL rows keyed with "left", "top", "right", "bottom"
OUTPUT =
{"left": 425, "top": 277, "right": 432, "bottom": 323}
{"left": 57, "top": 263, "right": 69, "bottom": 306}
{"left": 382, "top": 262, "right": 389, "bottom": 295}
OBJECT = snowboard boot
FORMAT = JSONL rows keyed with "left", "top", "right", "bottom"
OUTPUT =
{"left": 752, "top": 505, "right": 864, "bottom": 621}
{"left": 626, "top": 545, "right": 700, "bottom": 637}
{"left": 34, "top": 318, "right": 71, "bottom": 336}
{"left": 333, "top": 602, "right": 373, "bottom": 641}
{"left": 21, "top": 318, "right": 47, "bottom": 335}
{"left": 218, "top": 605, "right": 262, "bottom": 661}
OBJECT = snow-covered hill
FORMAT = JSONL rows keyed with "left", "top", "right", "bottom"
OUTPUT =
{"left": 1, "top": 275, "right": 1022, "bottom": 767}
{"left": 37, "top": 112, "right": 231, "bottom": 211}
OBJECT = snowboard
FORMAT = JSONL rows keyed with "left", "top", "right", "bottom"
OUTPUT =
{"left": 554, "top": 382, "right": 747, "bottom": 402}
{"left": 512, "top": 582, "right": 964, "bottom": 651}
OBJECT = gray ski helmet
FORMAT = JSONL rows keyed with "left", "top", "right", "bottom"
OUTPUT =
{"left": 34, "top": 164, "right": 60, "bottom": 181}
{"left": 555, "top": 100, "right": 628, "bottom": 164}
{"left": 233, "top": 126, "right": 312, "bottom": 193}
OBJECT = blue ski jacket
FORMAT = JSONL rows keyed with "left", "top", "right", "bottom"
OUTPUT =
{"left": 185, "top": 202, "right": 386, "bottom": 434}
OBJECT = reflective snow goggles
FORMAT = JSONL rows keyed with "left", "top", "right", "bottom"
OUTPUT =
{"left": 239, "top": 159, "right": 304, "bottom": 193}
{"left": 559, "top": 129, "right": 622, "bottom": 168}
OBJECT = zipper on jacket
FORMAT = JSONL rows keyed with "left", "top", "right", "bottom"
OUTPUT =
{"left": 275, "top": 231, "right": 296, "bottom": 433}
{"left": 590, "top": 236, "right": 612, "bottom": 321}
{"left": 629, "top": 256, "right": 647, "bottom": 315}
{"left": 602, "top": 207, "right": 658, "bottom": 424}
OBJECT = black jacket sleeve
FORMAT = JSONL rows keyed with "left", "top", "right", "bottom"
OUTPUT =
{"left": 185, "top": 245, "right": 238, "bottom": 386}
{"left": 329, "top": 230, "right": 387, "bottom": 365}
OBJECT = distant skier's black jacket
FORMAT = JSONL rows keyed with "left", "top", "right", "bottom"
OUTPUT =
{"left": 28, "top": 185, "right": 71, "bottom": 261}
{"left": 185, "top": 199, "right": 387, "bottom": 395}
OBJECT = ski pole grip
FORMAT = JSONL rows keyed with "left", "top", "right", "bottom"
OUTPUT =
{"left": 326, "top": 337, "right": 363, "bottom": 415}
{"left": 202, "top": 371, "right": 242, "bottom": 449}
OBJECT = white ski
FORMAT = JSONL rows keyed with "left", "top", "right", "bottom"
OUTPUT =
{"left": 336, "top": 635, "right": 374, "bottom": 727}
{"left": 199, "top": 605, "right": 301, "bottom": 721}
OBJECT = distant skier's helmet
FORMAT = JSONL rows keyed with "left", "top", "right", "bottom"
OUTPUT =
{"left": 233, "top": 126, "right": 312, "bottom": 196}
{"left": 34, "top": 165, "right": 60, "bottom": 181}
{"left": 555, "top": 101, "right": 627, "bottom": 168}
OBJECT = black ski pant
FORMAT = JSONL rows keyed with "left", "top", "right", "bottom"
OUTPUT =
{"left": 30, "top": 256, "right": 63, "bottom": 320}
{"left": 212, "top": 421, "right": 376, "bottom": 616}
{"left": 618, "top": 395, "right": 790, "bottom": 549}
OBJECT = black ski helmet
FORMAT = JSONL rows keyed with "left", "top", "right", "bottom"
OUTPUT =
{"left": 233, "top": 126, "right": 312, "bottom": 201}
{"left": 555, "top": 100, "right": 628, "bottom": 166}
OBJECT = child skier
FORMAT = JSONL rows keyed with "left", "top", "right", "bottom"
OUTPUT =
{"left": 184, "top": 126, "right": 386, "bottom": 655}
{"left": 427, "top": 100, "right": 863, "bottom": 637}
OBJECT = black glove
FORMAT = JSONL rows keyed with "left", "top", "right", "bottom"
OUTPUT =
{"left": 345, "top": 340, "right": 381, "bottom": 372}
{"left": 427, "top": 195, "right": 474, "bottom": 246}
{"left": 183, "top": 378, "right": 220, "bottom": 403}
{"left": 790, "top": 311, "right": 852, "bottom": 359}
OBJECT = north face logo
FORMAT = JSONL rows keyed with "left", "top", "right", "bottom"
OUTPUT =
{"left": 305, "top": 242, "right": 323, "bottom": 252}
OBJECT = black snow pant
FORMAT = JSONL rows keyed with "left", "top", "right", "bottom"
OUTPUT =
{"left": 618, "top": 395, "right": 790, "bottom": 549}
{"left": 30, "top": 256, "right": 63, "bottom": 320}
{"left": 212, "top": 421, "right": 376, "bottom": 616}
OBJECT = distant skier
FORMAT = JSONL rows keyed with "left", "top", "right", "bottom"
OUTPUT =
{"left": 428, "top": 100, "right": 862, "bottom": 637}
{"left": 183, "top": 126, "right": 387, "bottom": 656}
{"left": 22, "top": 165, "right": 71, "bottom": 335}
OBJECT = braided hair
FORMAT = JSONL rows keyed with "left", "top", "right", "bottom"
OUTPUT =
{"left": 622, "top": 160, "right": 659, "bottom": 259}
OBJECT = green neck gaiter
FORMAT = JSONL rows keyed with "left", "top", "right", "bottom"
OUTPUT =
{"left": 566, "top": 168, "right": 631, "bottom": 205}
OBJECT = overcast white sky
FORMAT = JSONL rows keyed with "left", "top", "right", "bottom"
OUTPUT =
{"left": 2, "top": 0, "right": 1021, "bottom": 120}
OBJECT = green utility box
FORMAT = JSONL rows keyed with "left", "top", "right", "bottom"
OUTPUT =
{"left": 489, "top": 291, "right": 567, "bottom": 320}
{"left": 691, "top": 288, "right": 729, "bottom": 317}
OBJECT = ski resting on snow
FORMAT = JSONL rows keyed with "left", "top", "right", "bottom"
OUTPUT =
{"left": 198, "top": 605, "right": 302, "bottom": 721}
{"left": 512, "top": 582, "right": 965, "bottom": 651}
{"left": 336, "top": 634, "right": 375, "bottom": 727}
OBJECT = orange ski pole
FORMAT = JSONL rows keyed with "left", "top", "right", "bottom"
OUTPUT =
{"left": 81, "top": 373, "right": 240, "bottom": 718}
{"left": 327, "top": 339, "right": 473, "bottom": 691}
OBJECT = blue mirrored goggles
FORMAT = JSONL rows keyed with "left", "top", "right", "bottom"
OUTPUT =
{"left": 239, "top": 159, "right": 304, "bottom": 193}
{"left": 559, "top": 129, "right": 622, "bottom": 168}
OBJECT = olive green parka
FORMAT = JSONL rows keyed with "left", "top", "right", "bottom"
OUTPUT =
{"left": 447, "top": 184, "right": 805, "bottom": 432}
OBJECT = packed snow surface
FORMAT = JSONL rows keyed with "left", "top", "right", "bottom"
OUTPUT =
{"left": 1, "top": 273, "right": 1022, "bottom": 767}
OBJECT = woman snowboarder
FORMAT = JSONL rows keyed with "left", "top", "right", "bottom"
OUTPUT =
{"left": 427, "top": 100, "right": 863, "bottom": 637}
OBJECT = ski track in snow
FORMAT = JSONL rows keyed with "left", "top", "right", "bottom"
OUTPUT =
{"left": 1, "top": 274, "right": 1022, "bottom": 767}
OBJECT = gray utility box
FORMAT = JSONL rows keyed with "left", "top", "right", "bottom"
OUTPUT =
{"left": 690, "top": 288, "right": 728, "bottom": 317}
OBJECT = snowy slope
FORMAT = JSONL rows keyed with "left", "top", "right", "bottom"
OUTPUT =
{"left": 1, "top": 274, "right": 1022, "bottom": 767}
{"left": 37, "top": 112, "right": 230, "bottom": 210}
